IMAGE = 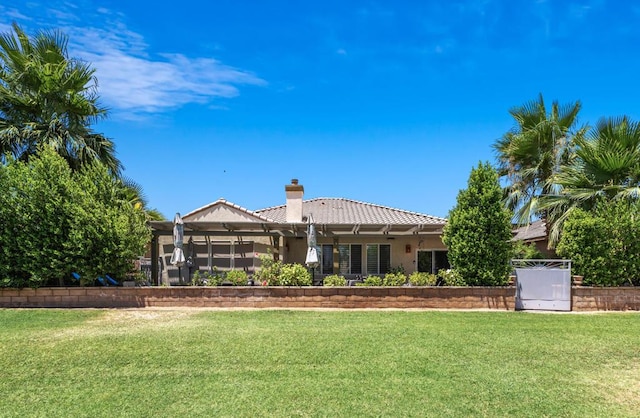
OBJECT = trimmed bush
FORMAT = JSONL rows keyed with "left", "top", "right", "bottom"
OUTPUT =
{"left": 277, "top": 263, "right": 312, "bottom": 286}
{"left": 226, "top": 270, "right": 249, "bottom": 286}
{"left": 408, "top": 272, "right": 437, "bottom": 286}
{"left": 323, "top": 274, "right": 347, "bottom": 286}
{"left": 438, "top": 269, "right": 466, "bottom": 286}
{"left": 189, "top": 270, "right": 222, "bottom": 286}
{"left": 358, "top": 276, "right": 383, "bottom": 286}
{"left": 382, "top": 272, "right": 407, "bottom": 286}
{"left": 556, "top": 200, "right": 640, "bottom": 286}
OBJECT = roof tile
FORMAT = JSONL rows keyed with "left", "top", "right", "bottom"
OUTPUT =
{"left": 255, "top": 198, "right": 446, "bottom": 225}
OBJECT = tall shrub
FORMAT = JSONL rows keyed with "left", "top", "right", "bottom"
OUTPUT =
{"left": 0, "top": 149, "right": 150, "bottom": 287}
{"left": 443, "top": 162, "right": 514, "bottom": 285}
{"left": 556, "top": 200, "right": 640, "bottom": 286}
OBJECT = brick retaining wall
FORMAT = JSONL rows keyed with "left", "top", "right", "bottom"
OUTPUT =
{"left": 571, "top": 287, "right": 640, "bottom": 311}
{"left": 0, "top": 287, "right": 640, "bottom": 311}
{"left": 0, "top": 286, "right": 638, "bottom": 310}
{"left": 0, "top": 286, "right": 513, "bottom": 309}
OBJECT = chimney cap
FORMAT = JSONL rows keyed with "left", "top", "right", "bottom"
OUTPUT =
{"left": 285, "top": 178, "right": 304, "bottom": 192}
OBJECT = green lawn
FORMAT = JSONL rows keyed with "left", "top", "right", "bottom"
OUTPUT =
{"left": 0, "top": 309, "right": 638, "bottom": 417}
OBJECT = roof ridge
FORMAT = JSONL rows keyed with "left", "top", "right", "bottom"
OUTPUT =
{"left": 184, "top": 198, "right": 274, "bottom": 222}
{"left": 254, "top": 197, "right": 342, "bottom": 213}
{"left": 255, "top": 197, "right": 445, "bottom": 221}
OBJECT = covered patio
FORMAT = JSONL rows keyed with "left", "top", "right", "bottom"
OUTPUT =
{"left": 148, "top": 219, "right": 445, "bottom": 285}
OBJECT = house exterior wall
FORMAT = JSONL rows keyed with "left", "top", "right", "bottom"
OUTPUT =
{"left": 284, "top": 234, "right": 446, "bottom": 276}
{"left": 158, "top": 232, "right": 446, "bottom": 283}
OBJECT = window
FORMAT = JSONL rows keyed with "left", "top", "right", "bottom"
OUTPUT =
{"left": 322, "top": 245, "right": 333, "bottom": 274}
{"left": 338, "top": 244, "right": 362, "bottom": 275}
{"left": 322, "top": 244, "right": 362, "bottom": 275}
{"left": 366, "top": 244, "right": 391, "bottom": 275}
{"left": 417, "top": 250, "right": 449, "bottom": 274}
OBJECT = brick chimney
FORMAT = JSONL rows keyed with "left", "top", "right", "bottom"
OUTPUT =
{"left": 285, "top": 179, "right": 304, "bottom": 223}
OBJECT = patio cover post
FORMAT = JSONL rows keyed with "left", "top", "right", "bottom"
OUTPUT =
{"left": 151, "top": 234, "right": 159, "bottom": 285}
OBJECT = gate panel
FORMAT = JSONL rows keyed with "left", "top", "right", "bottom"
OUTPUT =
{"left": 513, "top": 260, "right": 572, "bottom": 311}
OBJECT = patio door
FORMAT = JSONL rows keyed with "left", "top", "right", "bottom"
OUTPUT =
{"left": 417, "top": 250, "right": 449, "bottom": 274}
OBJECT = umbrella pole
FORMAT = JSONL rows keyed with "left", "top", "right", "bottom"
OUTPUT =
{"left": 178, "top": 266, "right": 182, "bottom": 285}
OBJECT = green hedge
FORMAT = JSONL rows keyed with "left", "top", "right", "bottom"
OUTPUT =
{"left": 557, "top": 200, "right": 640, "bottom": 286}
{"left": 0, "top": 149, "right": 149, "bottom": 288}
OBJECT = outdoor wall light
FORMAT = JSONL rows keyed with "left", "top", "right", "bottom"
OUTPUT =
{"left": 405, "top": 244, "right": 411, "bottom": 253}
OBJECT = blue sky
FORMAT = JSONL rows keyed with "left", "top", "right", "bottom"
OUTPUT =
{"left": 2, "top": 0, "right": 640, "bottom": 219}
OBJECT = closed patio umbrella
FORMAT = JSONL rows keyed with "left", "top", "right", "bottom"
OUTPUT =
{"left": 305, "top": 214, "right": 319, "bottom": 282}
{"left": 170, "top": 212, "right": 186, "bottom": 284}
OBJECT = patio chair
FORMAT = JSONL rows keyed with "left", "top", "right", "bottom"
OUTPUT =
{"left": 105, "top": 274, "right": 119, "bottom": 286}
{"left": 71, "top": 272, "right": 81, "bottom": 282}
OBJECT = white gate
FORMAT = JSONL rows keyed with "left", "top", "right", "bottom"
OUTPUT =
{"left": 512, "top": 259, "right": 572, "bottom": 311}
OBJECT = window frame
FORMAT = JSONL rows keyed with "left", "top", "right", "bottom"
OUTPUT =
{"left": 416, "top": 249, "right": 449, "bottom": 274}
{"left": 366, "top": 243, "right": 391, "bottom": 275}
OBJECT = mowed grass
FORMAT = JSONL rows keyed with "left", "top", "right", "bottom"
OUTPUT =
{"left": 0, "top": 309, "right": 639, "bottom": 417}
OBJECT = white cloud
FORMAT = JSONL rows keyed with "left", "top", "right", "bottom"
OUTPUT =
{"left": 0, "top": 2, "right": 266, "bottom": 117}
{"left": 5, "top": 8, "right": 31, "bottom": 20}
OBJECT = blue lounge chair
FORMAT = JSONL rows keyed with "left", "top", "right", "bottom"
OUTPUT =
{"left": 96, "top": 276, "right": 107, "bottom": 286}
{"left": 71, "top": 272, "right": 81, "bottom": 281}
{"left": 105, "top": 274, "right": 118, "bottom": 286}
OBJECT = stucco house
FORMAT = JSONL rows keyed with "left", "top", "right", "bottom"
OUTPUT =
{"left": 149, "top": 179, "right": 448, "bottom": 284}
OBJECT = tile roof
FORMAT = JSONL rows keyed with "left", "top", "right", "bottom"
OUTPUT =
{"left": 513, "top": 220, "right": 546, "bottom": 241}
{"left": 255, "top": 197, "right": 446, "bottom": 225}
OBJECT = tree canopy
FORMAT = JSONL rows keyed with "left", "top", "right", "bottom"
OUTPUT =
{"left": 494, "top": 94, "right": 585, "bottom": 233}
{"left": 540, "top": 116, "right": 640, "bottom": 243}
{"left": 0, "top": 22, "right": 120, "bottom": 174}
{"left": 443, "top": 162, "right": 513, "bottom": 286}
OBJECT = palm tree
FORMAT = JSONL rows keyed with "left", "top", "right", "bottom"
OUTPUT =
{"left": 0, "top": 23, "right": 120, "bottom": 174}
{"left": 119, "top": 177, "right": 166, "bottom": 221}
{"left": 540, "top": 116, "right": 640, "bottom": 244}
{"left": 494, "top": 94, "right": 586, "bottom": 229}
